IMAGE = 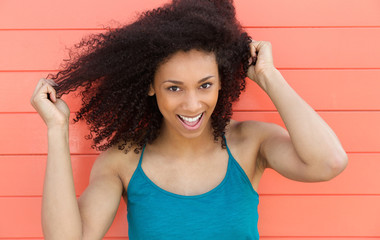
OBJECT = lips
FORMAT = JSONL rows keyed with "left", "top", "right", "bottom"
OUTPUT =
{"left": 177, "top": 112, "right": 204, "bottom": 129}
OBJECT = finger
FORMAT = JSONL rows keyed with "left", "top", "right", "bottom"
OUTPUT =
{"left": 248, "top": 42, "right": 258, "bottom": 66}
{"left": 248, "top": 56, "right": 257, "bottom": 66}
{"left": 32, "top": 78, "right": 48, "bottom": 97}
{"left": 252, "top": 41, "right": 272, "bottom": 54}
{"left": 251, "top": 41, "right": 273, "bottom": 63}
{"left": 37, "top": 80, "right": 57, "bottom": 103}
{"left": 46, "top": 78, "right": 58, "bottom": 87}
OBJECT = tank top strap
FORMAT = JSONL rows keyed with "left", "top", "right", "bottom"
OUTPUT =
{"left": 222, "top": 135, "right": 233, "bottom": 159}
{"left": 137, "top": 145, "right": 146, "bottom": 168}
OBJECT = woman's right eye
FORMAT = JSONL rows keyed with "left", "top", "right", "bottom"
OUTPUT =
{"left": 168, "top": 86, "right": 180, "bottom": 92}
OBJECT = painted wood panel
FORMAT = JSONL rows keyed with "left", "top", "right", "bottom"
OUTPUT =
{"left": 1, "top": 196, "right": 379, "bottom": 237}
{"left": 2, "top": 70, "right": 380, "bottom": 113}
{"left": 236, "top": 70, "right": 380, "bottom": 111}
{"left": 2, "top": 28, "right": 380, "bottom": 70}
{"left": 0, "top": 154, "right": 378, "bottom": 196}
{"left": 1, "top": 0, "right": 378, "bottom": 239}
{"left": 258, "top": 196, "right": 380, "bottom": 236}
{"left": 1, "top": 0, "right": 379, "bottom": 29}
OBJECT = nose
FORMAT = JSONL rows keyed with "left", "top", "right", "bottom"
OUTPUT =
{"left": 182, "top": 90, "right": 202, "bottom": 113}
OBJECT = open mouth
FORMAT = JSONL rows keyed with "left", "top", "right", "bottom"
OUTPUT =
{"left": 177, "top": 112, "right": 204, "bottom": 130}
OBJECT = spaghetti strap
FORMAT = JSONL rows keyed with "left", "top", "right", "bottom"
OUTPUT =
{"left": 222, "top": 135, "right": 233, "bottom": 158}
{"left": 137, "top": 145, "right": 146, "bottom": 167}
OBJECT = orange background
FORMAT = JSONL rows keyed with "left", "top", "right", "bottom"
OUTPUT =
{"left": 1, "top": 0, "right": 379, "bottom": 238}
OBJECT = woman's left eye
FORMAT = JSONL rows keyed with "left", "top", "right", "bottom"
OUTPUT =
{"left": 200, "top": 83, "right": 212, "bottom": 89}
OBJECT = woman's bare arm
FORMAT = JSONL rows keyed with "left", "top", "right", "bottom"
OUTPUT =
{"left": 31, "top": 79, "right": 123, "bottom": 239}
{"left": 246, "top": 41, "right": 348, "bottom": 182}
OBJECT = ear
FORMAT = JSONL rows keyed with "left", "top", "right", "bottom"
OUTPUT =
{"left": 148, "top": 84, "right": 155, "bottom": 96}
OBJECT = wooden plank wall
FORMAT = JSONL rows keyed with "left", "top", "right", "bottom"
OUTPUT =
{"left": 0, "top": 0, "right": 379, "bottom": 238}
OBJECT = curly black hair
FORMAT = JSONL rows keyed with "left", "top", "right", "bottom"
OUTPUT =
{"left": 49, "top": 0, "right": 252, "bottom": 153}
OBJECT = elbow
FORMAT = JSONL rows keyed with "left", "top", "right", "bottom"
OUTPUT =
{"left": 321, "top": 150, "right": 348, "bottom": 181}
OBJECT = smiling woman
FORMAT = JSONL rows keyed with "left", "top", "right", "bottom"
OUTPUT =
{"left": 29, "top": 0, "right": 347, "bottom": 239}
{"left": 149, "top": 50, "right": 220, "bottom": 139}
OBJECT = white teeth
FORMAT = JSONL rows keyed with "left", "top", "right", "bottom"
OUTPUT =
{"left": 179, "top": 113, "right": 203, "bottom": 122}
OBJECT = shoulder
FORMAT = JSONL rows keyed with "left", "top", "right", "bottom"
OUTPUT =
{"left": 90, "top": 143, "right": 142, "bottom": 194}
{"left": 226, "top": 119, "right": 286, "bottom": 168}
{"left": 227, "top": 119, "right": 284, "bottom": 146}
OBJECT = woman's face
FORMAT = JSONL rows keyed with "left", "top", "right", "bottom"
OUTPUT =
{"left": 150, "top": 49, "right": 221, "bottom": 139}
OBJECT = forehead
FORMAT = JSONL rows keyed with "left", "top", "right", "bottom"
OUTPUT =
{"left": 154, "top": 49, "right": 218, "bottom": 82}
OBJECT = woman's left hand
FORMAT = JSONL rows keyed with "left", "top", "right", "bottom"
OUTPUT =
{"left": 246, "top": 40, "right": 277, "bottom": 87}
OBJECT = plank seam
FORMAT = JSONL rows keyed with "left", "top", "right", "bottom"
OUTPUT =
{"left": 2, "top": 110, "right": 380, "bottom": 114}
{"left": 1, "top": 26, "right": 380, "bottom": 31}
{"left": 2, "top": 69, "right": 380, "bottom": 73}
{"left": 0, "top": 151, "right": 378, "bottom": 156}
{"left": 2, "top": 194, "right": 380, "bottom": 198}
{"left": 2, "top": 68, "right": 380, "bottom": 72}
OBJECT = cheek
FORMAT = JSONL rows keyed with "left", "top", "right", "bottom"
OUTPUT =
{"left": 155, "top": 93, "right": 176, "bottom": 114}
{"left": 210, "top": 89, "right": 220, "bottom": 105}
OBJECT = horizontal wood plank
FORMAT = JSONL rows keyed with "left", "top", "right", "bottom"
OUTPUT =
{"left": 0, "top": 154, "right": 378, "bottom": 196}
{"left": 1, "top": 112, "right": 378, "bottom": 154}
{"left": 0, "top": 155, "right": 95, "bottom": 196}
{"left": 247, "top": 28, "right": 380, "bottom": 69}
{"left": 0, "top": 0, "right": 166, "bottom": 29}
{"left": 1, "top": 0, "right": 379, "bottom": 29}
{"left": 1, "top": 28, "right": 380, "bottom": 70}
{"left": 0, "top": 113, "right": 95, "bottom": 154}
{"left": 235, "top": 70, "right": 380, "bottom": 111}
{"left": 259, "top": 153, "right": 380, "bottom": 195}
{"left": 236, "top": 0, "right": 380, "bottom": 27}
{"left": 258, "top": 196, "right": 380, "bottom": 236}
{"left": 1, "top": 196, "right": 379, "bottom": 237}
{"left": 3, "top": 70, "right": 380, "bottom": 113}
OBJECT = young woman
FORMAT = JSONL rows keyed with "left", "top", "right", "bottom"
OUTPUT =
{"left": 30, "top": 0, "right": 348, "bottom": 239}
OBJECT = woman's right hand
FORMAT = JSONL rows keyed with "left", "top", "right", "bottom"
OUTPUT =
{"left": 30, "top": 78, "right": 70, "bottom": 129}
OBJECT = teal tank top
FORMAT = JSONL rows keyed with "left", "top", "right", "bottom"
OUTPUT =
{"left": 126, "top": 140, "right": 260, "bottom": 239}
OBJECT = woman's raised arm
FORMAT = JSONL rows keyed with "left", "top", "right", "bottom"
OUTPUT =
{"left": 246, "top": 42, "right": 348, "bottom": 182}
{"left": 30, "top": 79, "right": 123, "bottom": 239}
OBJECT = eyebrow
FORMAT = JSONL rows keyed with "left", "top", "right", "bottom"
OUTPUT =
{"left": 162, "top": 75, "right": 215, "bottom": 85}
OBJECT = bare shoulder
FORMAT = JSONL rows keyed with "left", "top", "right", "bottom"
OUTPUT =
{"left": 227, "top": 119, "right": 283, "bottom": 147}
{"left": 90, "top": 144, "right": 141, "bottom": 194}
{"left": 77, "top": 144, "right": 141, "bottom": 238}
{"left": 224, "top": 119, "right": 282, "bottom": 184}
